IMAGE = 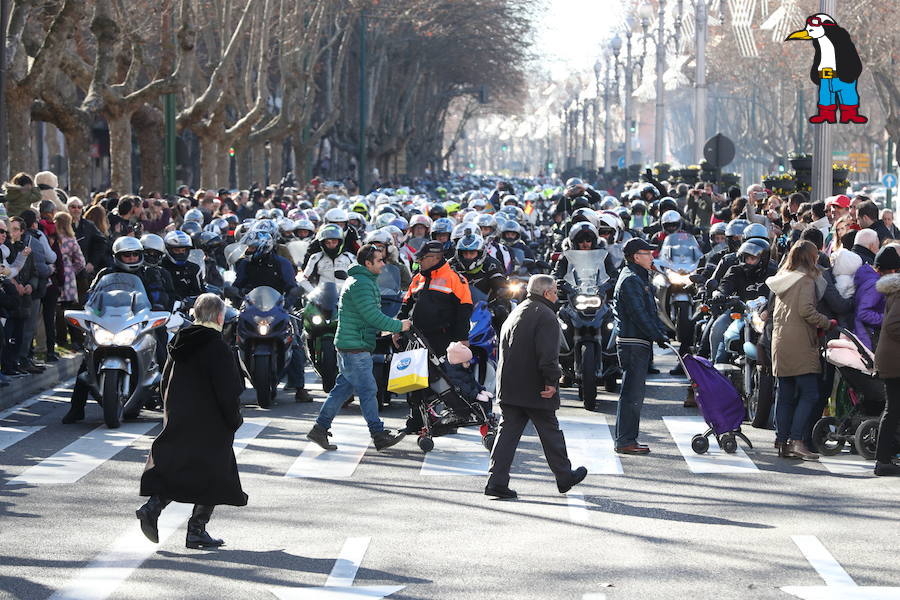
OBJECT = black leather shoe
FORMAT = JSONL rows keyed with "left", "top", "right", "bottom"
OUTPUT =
{"left": 874, "top": 461, "right": 900, "bottom": 476}
{"left": 373, "top": 430, "right": 405, "bottom": 451}
{"left": 45, "top": 353, "right": 60, "bottom": 363}
{"left": 484, "top": 485, "right": 517, "bottom": 499}
{"left": 136, "top": 496, "right": 170, "bottom": 543}
{"left": 294, "top": 388, "right": 313, "bottom": 402}
{"left": 19, "top": 362, "right": 43, "bottom": 374}
{"left": 185, "top": 505, "right": 223, "bottom": 549}
{"left": 647, "top": 367, "right": 660, "bottom": 375}
{"left": 306, "top": 424, "right": 337, "bottom": 450}
{"left": 669, "top": 365, "right": 685, "bottom": 376}
{"left": 558, "top": 466, "right": 588, "bottom": 493}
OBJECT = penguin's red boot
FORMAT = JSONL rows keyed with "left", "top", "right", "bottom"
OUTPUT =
{"left": 809, "top": 104, "right": 837, "bottom": 124}
{"left": 839, "top": 105, "right": 868, "bottom": 124}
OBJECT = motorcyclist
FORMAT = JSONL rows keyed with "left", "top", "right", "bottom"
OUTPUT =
{"left": 476, "top": 213, "right": 511, "bottom": 268}
{"left": 552, "top": 222, "right": 617, "bottom": 299}
{"left": 161, "top": 230, "right": 204, "bottom": 302}
{"left": 63, "top": 237, "right": 173, "bottom": 424}
{"left": 650, "top": 210, "right": 687, "bottom": 250}
{"left": 430, "top": 217, "right": 456, "bottom": 259}
{"left": 693, "top": 218, "right": 750, "bottom": 288}
{"left": 299, "top": 224, "right": 356, "bottom": 294}
{"left": 449, "top": 233, "right": 509, "bottom": 330}
{"left": 365, "top": 228, "right": 412, "bottom": 310}
{"left": 498, "top": 221, "right": 535, "bottom": 269}
{"left": 301, "top": 207, "right": 359, "bottom": 267}
{"left": 198, "top": 231, "right": 226, "bottom": 290}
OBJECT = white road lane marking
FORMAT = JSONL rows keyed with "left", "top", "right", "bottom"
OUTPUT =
{"left": 285, "top": 416, "right": 371, "bottom": 479}
{"left": 780, "top": 535, "right": 900, "bottom": 599}
{"left": 0, "top": 425, "right": 44, "bottom": 452}
{"left": 819, "top": 453, "right": 874, "bottom": 475}
{"left": 0, "top": 381, "right": 75, "bottom": 420}
{"left": 567, "top": 491, "right": 590, "bottom": 524}
{"left": 662, "top": 416, "right": 759, "bottom": 474}
{"left": 420, "top": 428, "right": 489, "bottom": 476}
{"left": 559, "top": 415, "right": 623, "bottom": 475}
{"left": 270, "top": 536, "right": 405, "bottom": 600}
{"left": 48, "top": 419, "right": 269, "bottom": 600}
{"left": 7, "top": 422, "right": 157, "bottom": 486}
{"left": 582, "top": 594, "right": 607, "bottom": 600}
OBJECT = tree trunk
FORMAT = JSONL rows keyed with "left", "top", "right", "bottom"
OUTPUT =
{"left": 236, "top": 144, "right": 251, "bottom": 189}
{"left": 198, "top": 134, "right": 220, "bottom": 189}
{"left": 216, "top": 147, "right": 230, "bottom": 191}
{"left": 64, "top": 123, "right": 92, "bottom": 199}
{"left": 7, "top": 93, "right": 35, "bottom": 175}
{"left": 250, "top": 142, "right": 266, "bottom": 187}
{"left": 107, "top": 113, "right": 134, "bottom": 194}
{"left": 133, "top": 106, "right": 164, "bottom": 195}
{"left": 269, "top": 138, "right": 284, "bottom": 184}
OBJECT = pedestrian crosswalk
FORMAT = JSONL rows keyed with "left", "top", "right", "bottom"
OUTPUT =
{"left": 0, "top": 394, "right": 888, "bottom": 485}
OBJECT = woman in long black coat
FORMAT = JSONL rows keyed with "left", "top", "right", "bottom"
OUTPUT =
{"left": 137, "top": 294, "right": 245, "bottom": 549}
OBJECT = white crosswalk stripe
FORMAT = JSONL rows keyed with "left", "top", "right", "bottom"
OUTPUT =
{"left": 285, "top": 415, "right": 372, "bottom": 479}
{"left": 819, "top": 453, "right": 875, "bottom": 475}
{"left": 420, "top": 428, "right": 490, "bottom": 476}
{"left": 559, "top": 415, "right": 623, "bottom": 475}
{"left": 663, "top": 416, "right": 759, "bottom": 474}
{"left": 7, "top": 421, "right": 157, "bottom": 486}
{"left": 0, "top": 425, "right": 45, "bottom": 452}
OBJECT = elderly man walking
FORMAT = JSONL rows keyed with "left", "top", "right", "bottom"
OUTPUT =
{"left": 306, "top": 244, "right": 411, "bottom": 451}
{"left": 485, "top": 274, "right": 587, "bottom": 499}
{"left": 137, "top": 294, "right": 245, "bottom": 549}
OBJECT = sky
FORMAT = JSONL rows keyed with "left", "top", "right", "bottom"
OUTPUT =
{"left": 534, "top": 0, "right": 627, "bottom": 79}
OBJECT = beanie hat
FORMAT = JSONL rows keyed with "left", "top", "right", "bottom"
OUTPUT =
{"left": 874, "top": 245, "right": 900, "bottom": 272}
{"left": 446, "top": 341, "right": 472, "bottom": 365}
{"left": 34, "top": 171, "right": 58, "bottom": 190}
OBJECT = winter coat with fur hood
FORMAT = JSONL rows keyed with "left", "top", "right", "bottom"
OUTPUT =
{"left": 767, "top": 269, "right": 831, "bottom": 377}
{"left": 874, "top": 273, "right": 900, "bottom": 379}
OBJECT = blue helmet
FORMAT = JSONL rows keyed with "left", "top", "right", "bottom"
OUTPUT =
{"left": 242, "top": 230, "right": 275, "bottom": 260}
{"left": 164, "top": 230, "right": 193, "bottom": 265}
{"left": 455, "top": 234, "right": 486, "bottom": 271}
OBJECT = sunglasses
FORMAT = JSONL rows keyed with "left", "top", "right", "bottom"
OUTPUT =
{"left": 0, "top": 230, "right": 7, "bottom": 234}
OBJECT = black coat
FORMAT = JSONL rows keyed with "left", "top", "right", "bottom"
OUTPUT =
{"left": 140, "top": 325, "right": 246, "bottom": 506}
{"left": 496, "top": 294, "right": 562, "bottom": 410}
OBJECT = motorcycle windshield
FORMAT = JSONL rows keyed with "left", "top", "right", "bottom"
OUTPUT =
{"left": 285, "top": 240, "right": 309, "bottom": 267}
{"left": 225, "top": 243, "right": 249, "bottom": 267}
{"left": 658, "top": 233, "right": 702, "bottom": 273}
{"left": 308, "top": 282, "right": 339, "bottom": 312}
{"left": 563, "top": 249, "right": 609, "bottom": 295}
{"left": 377, "top": 264, "right": 402, "bottom": 297}
{"left": 86, "top": 273, "right": 150, "bottom": 318}
{"left": 245, "top": 286, "right": 283, "bottom": 312}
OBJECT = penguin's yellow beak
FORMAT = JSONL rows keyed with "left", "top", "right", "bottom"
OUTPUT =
{"left": 785, "top": 29, "right": 812, "bottom": 41}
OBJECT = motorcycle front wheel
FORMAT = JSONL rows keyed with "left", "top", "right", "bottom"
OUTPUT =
{"left": 320, "top": 337, "right": 338, "bottom": 393}
{"left": 254, "top": 354, "right": 273, "bottom": 408}
{"left": 101, "top": 371, "right": 124, "bottom": 429}
{"left": 578, "top": 343, "right": 598, "bottom": 411}
{"left": 675, "top": 301, "right": 694, "bottom": 348}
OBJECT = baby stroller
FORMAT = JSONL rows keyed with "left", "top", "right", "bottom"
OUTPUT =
{"left": 668, "top": 344, "right": 753, "bottom": 454}
{"left": 812, "top": 329, "right": 886, "bottom": 459}
{"left": 397, "top": 329, "right": 498, "bottom": 453}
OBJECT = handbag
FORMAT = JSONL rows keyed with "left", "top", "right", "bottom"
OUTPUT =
{"left": 387, "top": 347, "right": 429, "bottom": 393}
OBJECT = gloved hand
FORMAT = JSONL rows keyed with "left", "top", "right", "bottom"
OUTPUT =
{"left": 656, "top": 338, "right": 669, "bottom": 349}
{"left": 476, "top": 390, "right": 493, "bottom": 403}
{"left": 828, "top": 319, "right": 838, "bottom": 331}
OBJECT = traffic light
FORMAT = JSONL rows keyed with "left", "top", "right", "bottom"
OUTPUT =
{"left": 501, "top": 144, "right": 509, "bottom": 152}
{"left": 777, "top": 158, "right": 785, "bottom": 172}
{"left": 468, "top": 162, "right": 475, "bottom": 169}
{"left": 629, "top": 120, "right": 636, "bottom": 133}
{"left": 547, "top": 162, "right": 555, "bottom": 171}
{"left": 228, "top": 147, "right": 236, "bottom": 158}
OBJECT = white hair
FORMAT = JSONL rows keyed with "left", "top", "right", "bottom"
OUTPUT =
{"left": 856, "top": 228, "right": 879, "bottom": 251}
{"left": 527, "top": 274, "right": 556, "bottom": 296}
{"left": 193, "top": 293, "right": 225, "bottom": 324}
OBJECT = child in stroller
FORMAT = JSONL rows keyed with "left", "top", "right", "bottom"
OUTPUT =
{"left": 437, "top": 341, "right": 493, "bottom": 426}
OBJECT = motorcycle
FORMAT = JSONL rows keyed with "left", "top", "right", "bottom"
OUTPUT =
{"left": 652, "top": 232, "right": 704, "bottom": 348}
{"left": 236, "top": 286, "right": 296, "bottom": 408}
{"left": 64, "top": 273, "right": 170, "bottom": 428}
{"left": 557, "top": 249, "right": 616, "bottom": 410}
{"left": 303, "top": 282, "right": 340, "bottom": 393}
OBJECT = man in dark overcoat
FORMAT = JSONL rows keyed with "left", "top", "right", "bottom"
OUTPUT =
{"left": 485, "top": 274, "right": 587, "bottom": 499}
{"left": 137, "top": 293, "right": 245, "bottom": 549}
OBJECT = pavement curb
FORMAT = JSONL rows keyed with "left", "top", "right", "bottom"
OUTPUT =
{"left": 0, "top": 354, "right": 81, "bottom": 412}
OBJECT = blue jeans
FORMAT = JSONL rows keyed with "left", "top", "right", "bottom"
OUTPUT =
{"left": 775, "top": 374, "right": 820, "bottom": 443}
{"left": 818, "top": 77, "right": 859, "bottom": 106}
{"left": 315, "top": 351, "right": 384, "bottom": 435}
{"left": 709, "top": 312, "right": 733, "bottom": 364}
{"left": 615, "top": 343, "right": 651, "bottom": 447}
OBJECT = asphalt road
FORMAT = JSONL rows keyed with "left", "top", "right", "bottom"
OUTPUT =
{"left": 1, "top": 349, "right": 898, "bottom": 600}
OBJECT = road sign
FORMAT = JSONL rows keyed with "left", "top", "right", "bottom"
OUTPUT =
{"left": 617, "top": 156, "right": 625, "bottom": 169}
{"left": 882, "top": 173, "right": 897, "bottom": 188}
{"left": 703, "top": 133, "right": 735, "bottom": 169}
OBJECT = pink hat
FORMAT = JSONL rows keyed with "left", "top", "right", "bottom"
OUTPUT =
{"left": 446, "top": 341, "right": 472, "bottom": 365}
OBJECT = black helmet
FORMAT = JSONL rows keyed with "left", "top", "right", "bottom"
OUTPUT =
{"left": 199, "top": 231, "right": 224, "bottom": 253}
{"left": 657, "top": 197, "right": 678, "bottom": 215}
{"left": 724, "top": 219, "right": 750, "bottom": 252}
{"left": 641, "top": 183, "right": 661, "bottom": 201}
{"left": 571, "top": 196, "right": 591, "bottom": 210}
{"left": 738, "top": 239, "right": 770, "bottom": 274}
{"left": 742, "top": 223, "right": 768, "bottom": 241}
{"left": 180, "top": 220, "right": 203, "bottom": 247}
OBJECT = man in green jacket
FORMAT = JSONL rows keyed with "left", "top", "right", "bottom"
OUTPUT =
{"left": 307, "top": 244, "right": 411, "bottom": 451}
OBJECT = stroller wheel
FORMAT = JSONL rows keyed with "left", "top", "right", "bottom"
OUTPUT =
{"left": 854, "top": 419, "right": 879, "bottom": 460}
{"left": 720, "top": 434, "right": 738, "bottom": 454}
{"left": 417, "top": 436, "right": 434, "bottom": 453}
{"left": 482, "top": 432, "right": 496, "bottom": 452}
{"left": 811, "top": 416, "right": 845, "bottom": 456}
{"left": 691, "top": 434, "right": 710, "bottom": 454}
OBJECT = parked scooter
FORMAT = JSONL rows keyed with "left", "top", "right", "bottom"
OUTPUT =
{"left": 64, "top": 273, "right": 170, "bottom": 428}
{"left": 303, "top": 282, "right": 340, "bottom": 392}
{"left": 235, "top": 286, "right": 296, "bottom": 408}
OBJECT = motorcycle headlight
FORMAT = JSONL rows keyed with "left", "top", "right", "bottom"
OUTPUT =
{"left": 255, "top": 317, "right": 273, "bottom": 335}
{"left": 575, "top": 296, "right": 602, "bottom": 310}
{"left": 311, "top": 315, "right": 324, "bottom": 326}
{"left": 652, "top": 273, "right": 668, "bottom": 288}
{"left": 92, "top": 323, "right": 138, "bottom": 346}
{"left": 509, "top": 281, "right": 523, "bottom": 294}
{"left": 667, "top": 271, "right": 692, "bottom": 286}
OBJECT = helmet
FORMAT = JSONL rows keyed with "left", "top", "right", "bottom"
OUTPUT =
{"left": 382, "top": 225, "right": 404, "bottom": 247}
{"left": 255, "top": 208, "right": 271, "bottom": 219}
{"left": 476, "top": 213, "right": 497, "bottom": 235}
{"left": 597, "top": 212, "right": 623, "bottom": 242}
{"left": 180, "top": 219, "right": 202, "bottom": 238}
{"left": 183, "top": 208, "right": 204, "bottom": 224}
{"left": 205, "top": 218, "right": 229, "bottom": 236}
{"left": 270, "top": 208, "right": 285, "bottom": 220}
{"left": 163, "top": 230, "right": 193, "bottom": 265}
{"left": 324, "top": 207, "right": 348, "bottom": 224}
{"left": 738, "top": 239, "right": 770, "bottom": 273}
{"left": 374, "top": 213, "right": 395, "bottom": 229}
{"left": 631, "top": 199, "right": 647, "bottom": 214}
{"left": 305, "top": 210, "right": 321, "bottom": 225}
{"left": 364, "top": 229, "right": 393, "bottom": 247}
{"left": 724, "top": 219, "right": 750, "bottom": 252}
{"left": 500, "top": 195, "right": 520, "bottom": 207}
{"left": 409, "top": 214, "right": 432, "bottom": 234}
{"left": 657, "top": 197, "right": 677, "bottom": 215}
{"left": 743, "top": 237, "right": 771, "bottom": 259}
{"left": 452, "top": 222, "right": 479, "bottom": 242}
{"left": 374, "top": 204, "right": 398, "bottom": 218}
{"left": 428, "top": 204, "right": 448, "bottom": 220}
{"left": 571, "top": 207, "right": 597, "bottom": 228}
{"left": 569, "top": 222, "right": 599, "bottom": 247}
{"left": 223, "top": 214, "right": 239, "bottom": 228}
{"left": 431, "top": 217, "right": 454, "bottom": 237}
{"left": 294, "top": 218, "right": 316, "bottom": 238}
{"left": 614, "top": 206, "right": 631, "bottom": 227}
{"left": 499, "top": 221, "right": 521, "bottom": 245}
{"left": 317, "top": 223, "right": 345, "bottom": 242}
{"left": 661, "top": 210, "right": 682, "bottom": 234}
{"left": 709, "top": 222, "right": 727, "bottom": 238}
{"left": 112, "top": 236, "right": 144, "bottom": 273}
{"left": 346, "top": 212, "right": 365, "bottom": 233}
{"left": 140, "top": 234, "right": 165, "bottom": 266}
{"left": 565, "top": 177, "right": 584, "bottom": 190}
{"left": 199, "top": 231, "right": 224, "bottom": 253}
{"left": 351, "top": 201, "right": 370, "bottom": 220}
{"left": 455, "top": 234, "right": 486, "bottom": 271}
{"left": 470, "top": 198, "right": 487, "bottom": 211}
{"left": 571, "top": 196, "right": 591, "bottom": 211}
{"left": 243, "top": 230, "right": 275, "bottom": 260}
{"left": 640, "top": 183, "right": 661, "bottom": 201}
{"left": 443, "top": 201, "right": 461, "bottom": 216}
{"left": 277, "top": 217, "right": 297, "bottom": 239}
{"left": 390, "top": 216, "right": 409, "bottom": 232}
{"left": 600, "top": 196, "right": 619, "bottom": 211}
{"left": 742, "top": 222, "right": 769, "bottom": 241}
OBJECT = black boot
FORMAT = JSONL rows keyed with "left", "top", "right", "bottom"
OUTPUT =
{"left": 135, "top": 496, "right": 171, "bottom": 543}
{"left": 62, "top": 386, "right": 89, "bottom": 424}
{"left": 306, "top": 424, "right": 337, "bottom": 450}
{"left": 294, "top": 388, "right": 313, "bottom": 402}
{"left": 186, "top": 505, "right": 224, "bottom": 549}
{"left": 373, "top": 430, "right": 405, "bottom": 451}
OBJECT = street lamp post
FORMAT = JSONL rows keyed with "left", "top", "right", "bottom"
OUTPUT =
{"left": 624, "top": 21, "right": 634, "bottom": 168}
{"left": 811, "top": 0, "right": 836, "bottom": 203}
{"left": 593, "top": 60, "right": 601, "bottom": 172}
{"left": 694, "top": 0, "right": 709, "bottom": 163}
{"left": 653, "top": 0, "right": 667, "bottom": 164}
{"left": 358, "top": 9, "right": 368, "bottom": 194}
{"left": 0, "top": 0, "right": 10, "bottom": 181}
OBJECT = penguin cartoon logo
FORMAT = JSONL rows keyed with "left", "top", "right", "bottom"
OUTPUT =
{"left": 786, "top": 13, "right": 867, "bottom": 125}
